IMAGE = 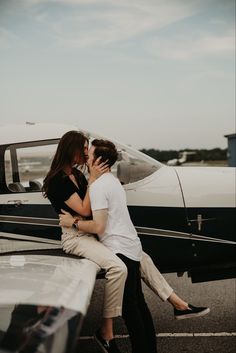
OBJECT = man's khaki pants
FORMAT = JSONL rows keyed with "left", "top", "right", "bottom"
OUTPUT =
{"left": 61, "top": 228, "right": 127, "bottom": 318}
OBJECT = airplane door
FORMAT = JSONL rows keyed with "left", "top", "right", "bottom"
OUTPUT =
{"left": 187, "top": 207, "right": 235, "bottom": 242}
{"left": 175, "top": 166, "right": 236, "bottom": 278}
{"left": 186, "top": 207, "right": 236, "bottom": 267}
{"left": 0, "top": 140, "right": 60, "bottom": 241}
{"left": 0, "top": 191, "right": 59, "bottom": 241}
{"left": 124, "top": 167, "right": 193, "bottom": 274}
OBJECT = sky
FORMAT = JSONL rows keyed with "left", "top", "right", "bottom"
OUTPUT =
{"left": 0, "top": 0, "right": 235, "bottom": 150}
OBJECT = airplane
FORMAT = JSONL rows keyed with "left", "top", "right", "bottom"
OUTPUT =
{"left": 0, "top": 122, "right": 235, "bottom": 352}
{"left": 167, "top": 151, "right": 197, "bottom": 166}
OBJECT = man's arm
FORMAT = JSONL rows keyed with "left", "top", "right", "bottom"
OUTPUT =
{"left": 59, "top": 209, "right": 108, "bottom": 236}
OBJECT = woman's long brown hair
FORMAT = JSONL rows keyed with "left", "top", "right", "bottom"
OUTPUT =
{"left": 42, "top": 130, "right": 88, "bottom": 197}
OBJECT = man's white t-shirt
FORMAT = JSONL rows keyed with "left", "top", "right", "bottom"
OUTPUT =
{"left": 89, "top": 172, "right": 142, "bottom": 261}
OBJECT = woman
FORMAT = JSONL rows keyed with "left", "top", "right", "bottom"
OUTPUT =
{"left": 43, "top": 131, "right": 127, "bottom": 353}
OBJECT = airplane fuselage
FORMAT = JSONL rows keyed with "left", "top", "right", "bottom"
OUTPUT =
{"left": 0, "top": 123, "right": 235, "bottom": 283}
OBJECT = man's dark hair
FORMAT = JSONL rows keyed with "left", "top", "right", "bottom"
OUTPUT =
{"left": 92, "top": 139, "right": 118, "bottom": 168}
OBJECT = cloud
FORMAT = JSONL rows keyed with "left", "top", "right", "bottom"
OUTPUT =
{"left": 60, "top": 2, "right": 204, "bottom": 48}
{"left": 146, "top": 28, "right": 235, "bottom": 61}
{"left": 0, "top": 27, "right": 19, "bottom": 49}
{"left": 1, "top": 0, "right": 235, "bottom": 56}
{"left": 16, "top": 0, "right": 204, "bottom": 48}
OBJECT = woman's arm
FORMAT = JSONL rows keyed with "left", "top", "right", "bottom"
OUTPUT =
{"left": 64, "top": 190, "right": 91, "bottom": 217}
{"left": 64, "top": 158, "right": 109, "bottom": 217}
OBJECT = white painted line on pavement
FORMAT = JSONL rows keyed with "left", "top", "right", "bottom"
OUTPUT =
{"left": 158, "top": 333, "right": 236, "bottom": 337}
{"left": 79, "top": 332, "right": 236, "bottom": 340}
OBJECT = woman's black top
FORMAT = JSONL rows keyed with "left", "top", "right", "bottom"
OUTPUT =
{"left": 47, "top": 168, "right": 88, "bottom": 216}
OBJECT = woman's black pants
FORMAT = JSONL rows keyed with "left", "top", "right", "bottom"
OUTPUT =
{"left": 117, "top": 253, "right": 157, "bottom": 353}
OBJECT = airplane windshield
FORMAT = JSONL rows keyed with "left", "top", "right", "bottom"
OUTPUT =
{"left": 113, "top": 149, "right": 160, "bottom": 184}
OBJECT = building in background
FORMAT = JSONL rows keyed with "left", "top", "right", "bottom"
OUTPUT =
{"left": 224, "top": 133, "right": 236, "bottom": 167}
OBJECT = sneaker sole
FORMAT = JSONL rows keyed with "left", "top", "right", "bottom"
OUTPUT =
{"left": 175, "top": 308, "right": 210, "bottom": 320}
{"left": 94, "top": 334, "right": 110, "bottom": 353}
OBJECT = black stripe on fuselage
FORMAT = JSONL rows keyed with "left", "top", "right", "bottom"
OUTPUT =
{"left": 0, "top": 204, "right": 235, "bottom": 243}
{"left": 128, "top": 205, "right": 236, "bottom": 242}
{"left": 0, "top": 204, "right": 61, "bottom": 240}
{"left": 1, "top": 204, "right": 235, "bottom": 276}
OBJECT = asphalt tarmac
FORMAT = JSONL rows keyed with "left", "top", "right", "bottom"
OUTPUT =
{"left": 78, "top": 273, "right": 236, "bottom": 353}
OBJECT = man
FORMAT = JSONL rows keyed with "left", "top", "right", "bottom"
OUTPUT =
{"left": 60, "top": 139, "right": 157, "bottom": 353}
{"left": 60, "top": 139, "right": 210, "bottom": 352}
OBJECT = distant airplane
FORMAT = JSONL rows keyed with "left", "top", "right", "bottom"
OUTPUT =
{"left": 167, "top": 151, "right": 197, "bottom": 166}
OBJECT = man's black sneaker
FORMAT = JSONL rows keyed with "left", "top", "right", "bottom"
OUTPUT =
{"left": 174, "top": 304, "right": 210, "bottom": 320}
{"left": 94, "top": 330, "right": 121, "bottom": 353}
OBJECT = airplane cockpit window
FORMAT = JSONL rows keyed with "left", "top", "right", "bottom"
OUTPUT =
{"left": 87, "top": 136, "right": 161, "bottom": 185}
{"left": 4, "top": 142, "right": 58, "bottom": 193}
{"left": 113, "top": 150, "right": 160, "bottom": 184}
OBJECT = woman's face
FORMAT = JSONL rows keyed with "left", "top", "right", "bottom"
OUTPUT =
{"left": 83, "top": 141, "right": 89, "bottom": 161}
{"left": 73, "top": 140, "right": 89, "bottom": 166}
{"left": 87, "top": 145, "right": 95, "bottom": 168}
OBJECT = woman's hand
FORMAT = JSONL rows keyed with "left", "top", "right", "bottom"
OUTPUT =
{"left": 59, "top": 209, "right": 75, "bottom": 227}
{"left": 88, "top": 157, "right": 109, "bottom": 185}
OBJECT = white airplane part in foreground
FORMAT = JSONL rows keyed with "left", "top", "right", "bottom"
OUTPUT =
{"left": 0, "top": 254, "right": 99, "bottom": 353}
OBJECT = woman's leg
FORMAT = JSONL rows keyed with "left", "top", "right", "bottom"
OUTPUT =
{"left": 140, "top": 251, "right": 173, "bottom": 301}
{"left": 140, "top": 252, "right": 211, "bottom": 317}
{"left": 62, "top": 229, "right": 127, "bottom": 340}
{"left": 140, "top": 251, "right": 188, "bottom": 309}
{"left": 167, "top": 292, "right": 188, "bottom": 310}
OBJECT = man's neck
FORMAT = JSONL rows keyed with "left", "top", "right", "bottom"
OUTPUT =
{"left": 99, "top": 170, "right": 111, "bottom": 178}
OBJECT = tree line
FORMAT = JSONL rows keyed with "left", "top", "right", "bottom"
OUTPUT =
{"left": 140, "top": 148, "right": 227, "bottom": 162}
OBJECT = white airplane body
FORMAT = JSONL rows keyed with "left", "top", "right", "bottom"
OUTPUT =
{"left": 0, "top": 123, "right": 235, "bottom": 353}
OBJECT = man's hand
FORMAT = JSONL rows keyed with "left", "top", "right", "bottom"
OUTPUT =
{"left": 88, "top": 157, "right": 109, "bottom": 185}
{"left": 59, "top": 209, "right": 74, "bottom": 228}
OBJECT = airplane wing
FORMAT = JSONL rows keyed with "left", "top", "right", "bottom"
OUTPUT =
{"left": 0, "top": 250, "right": 100, "bottom": 353}
{"left": 0, "top": 231, "right": 62, "bottom": 254}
